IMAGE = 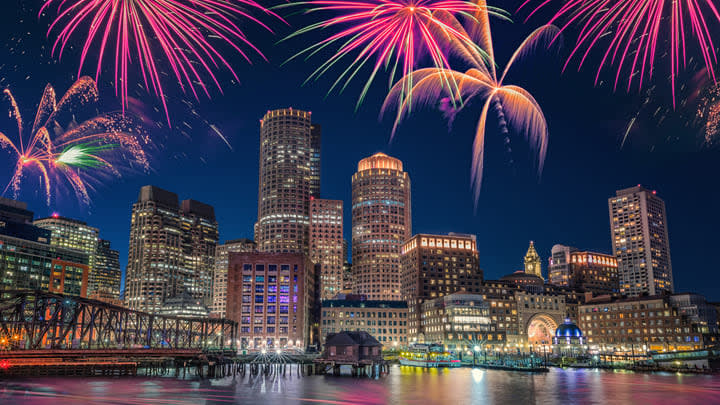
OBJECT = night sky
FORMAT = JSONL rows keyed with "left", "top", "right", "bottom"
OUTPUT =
{"left": 1, "top": 1, "right": 720, "bottom": 300}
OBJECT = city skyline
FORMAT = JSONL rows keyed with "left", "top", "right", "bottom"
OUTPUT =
{"left": 1, "top": 4, "right": 720, "bottom": 303}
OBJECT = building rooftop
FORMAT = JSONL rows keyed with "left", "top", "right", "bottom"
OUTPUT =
{"left": 322, "top": 299, "right": 408, "bottom": 309}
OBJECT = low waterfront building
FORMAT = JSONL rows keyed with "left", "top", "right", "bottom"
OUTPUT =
{"left": 420, "top": 292, "right": 503, "bottom": 350}
{"left": 321, "top": 298, "right": 408, "bottom": 346}
{"left": 321, "top": 331, "right": 382, "bottom": 363}
{"left": 578, "top": 294, "right": 713, "bottom": 352}
{"left": 227, "top": 252, "right": 316, "bottom": 350}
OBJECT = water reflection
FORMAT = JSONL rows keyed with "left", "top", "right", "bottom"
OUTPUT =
{"left": 1, "top": 366, "right": 718, "bottom": 404}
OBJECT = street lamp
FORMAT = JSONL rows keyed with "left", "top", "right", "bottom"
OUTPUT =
{"left": 473, "top": 345, "right": 480, "bottom": 366}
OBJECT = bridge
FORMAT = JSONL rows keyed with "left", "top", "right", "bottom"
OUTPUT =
{"left": 0, "top": 290, "right": 237, "bottom": 351}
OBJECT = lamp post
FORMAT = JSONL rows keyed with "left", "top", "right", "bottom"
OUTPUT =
{"left": 473, "top": 345, "right": 480, "bottom": 367}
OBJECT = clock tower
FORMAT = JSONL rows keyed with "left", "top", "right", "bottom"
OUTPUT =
{"left": 524, "top": 241, "right": 543, "bottom": 280}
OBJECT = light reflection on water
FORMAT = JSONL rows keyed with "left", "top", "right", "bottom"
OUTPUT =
{"left": 1, "top": 366, "right": 719, "bottom": 404}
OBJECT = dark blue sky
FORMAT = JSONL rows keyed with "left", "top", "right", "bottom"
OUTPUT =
{"left": 2, "top": 1, "right": 720, "bottom": 300}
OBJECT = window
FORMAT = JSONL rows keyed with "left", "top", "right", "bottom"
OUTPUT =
{"left": 255, "top": 295, "right": 264, "bottom": 303}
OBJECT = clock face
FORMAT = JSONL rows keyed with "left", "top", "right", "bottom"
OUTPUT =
{"left": 528, "top": 264, "right": 534, "bottom": 271}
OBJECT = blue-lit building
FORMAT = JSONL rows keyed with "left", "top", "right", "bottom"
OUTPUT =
{"left": 553, "top": 318, "right": 585, "bottom": 345}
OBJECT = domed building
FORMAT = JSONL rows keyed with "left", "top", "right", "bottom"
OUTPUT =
{"left": 500, "top": 271, "right": 545, "bottom": 293}
{"left": 553, "top": 318, "right": 585, "bottom": 345}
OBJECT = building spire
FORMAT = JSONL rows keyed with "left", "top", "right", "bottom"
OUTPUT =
{"left": 524, "top": 241, "right": 543, "bottom": 280}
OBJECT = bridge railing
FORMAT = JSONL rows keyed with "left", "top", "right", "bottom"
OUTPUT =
{"left": 0, "top": 290, "right": 237, "bottom": 351}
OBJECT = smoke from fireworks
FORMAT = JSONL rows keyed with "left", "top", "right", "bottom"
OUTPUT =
{"left": 0, "top": 76, "right": 149, "bottom": 206}
{"left": 281, "top": 0, "right": 510, "bottom": 107}
{"left": 41, "top": 0, "right": 279, "bottom": 124}
{"left": 383, "top": 1, "right": 554, "bottom": 203}
{"left": 518, "top": 0, "right": 720, "bottom": 105}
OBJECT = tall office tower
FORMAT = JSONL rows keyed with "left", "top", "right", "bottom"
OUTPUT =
{"left": 548, "top": 244, "right": 618, "bottom": 295}
{"left": 309, "top": 198, "right": 344, "bottom": 300}
{"left": 34, "top": 215, "right": 100, "bottom": 294}
{"left": 400, "top": 233, "right": 482, "bottom": 338}
{"left": 125, "top": 185, "right": 218, "bottom": 313}
{"left": 93, "top": 239, "right": 122, "bottom": 302}
{"left": 255, "top": 108, "right": 315, "bottom": 254}
{"left": 180, "top": 199, "right": 219, "bottom": 308}
{"left": 609, "top": 185, "right": 673, "bottom": 296}
{"left": 212, "top": 238, "right": 257, "bottom": 318}
{"left": 310, "top": 124, "right": 322, "bottom": 198}
{"left": 523, "top": 241, "right": 543, "bottom": 279}
{"left": 351, "top": 153, "right": 411, "bottom": 300}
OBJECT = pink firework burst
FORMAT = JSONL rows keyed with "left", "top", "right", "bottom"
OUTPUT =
{"left": 41, "top": 0, "right": 281, "bottom": 124}
{"left": 282, "top": 0, "right": 510, "bottom": 107}
{"left": 518, "top": 0, "right": 720, "bottom": 106}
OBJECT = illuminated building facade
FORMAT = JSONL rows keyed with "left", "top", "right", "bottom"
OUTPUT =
{"left": 226, "top": 252, "right": 316, "bottom": 349}
{"left": 523, "top": 241, "right": 542, "bottom": 279}
{"left": 212, "top": 238, "right": 257, "bottom": 318}
{"left": 579, "top": 295, "right": 711, "bottom": 352}
{"left": 91, "top": 239, "right": 121, "bottom": 302}
{"left": 255, "top": 108, "right": 317, "bottom": 254}
{"left": 351, "top": 153, "right": 411, "bottom": 300}
{"left": 0, "top": 198, "right": 89, "bottom": 298}
{"left": 609, "top": 185, "right": 673, "bottom": 296}
{"left": 421, "top": 293, "right": 500, "bottom": 350}
{"left": 310, "top": 198, "right": 344, "bottom": 300}
{"left": 310, "top": 123, "right": 322, "bottom": 198}
{"left": 124, "top": 185, "right": 218, "bottom": 313}
{"left": 400, "top": 233, "right": 482, "bottom": 339}
{"left": 320, "top": 299, "right": 408, "bottom": 345}
{"left": 33, "top": 215, "right": 99, "bottom": 295}
{"left": 548, "top": 244, "right": 619, "bottom": 294}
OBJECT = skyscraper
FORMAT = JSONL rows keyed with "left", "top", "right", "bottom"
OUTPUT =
{"left": 400, "top": 233, "right": 482, "bottom": 339}
{"left": 609, "top": 185, "right": 673, "bottom": 296}
{"left": 523, "top": 241, "right": 542, "bottom": 279}
{"left": 351, "top": 152, "right": 411, "bottom": 300}
{"left": 33, "top": 215, "right": 100, "bottom": 294}
{"left": 124, "top": 185, "right": 218, "bottom": 313}
{"left": 255, "top": 108, "right": 316, "bottom": 254}
{"left": 310, "top": 123, "right": 322, "bottom": 199}
{"left": 93, "top": 239, "right": 122, "bottom": 302}
{"left": 309, "top": 198, "right": 343, "bottom": 300}
{"left": 212, "top": 238, "right": 257, "bottom": 318}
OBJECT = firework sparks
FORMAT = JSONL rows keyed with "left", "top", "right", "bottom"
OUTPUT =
{"left": 0, "top": 76, "right": 149, "bottom": 205}
{"left": 518, "top": 0, "right": 720, "bottom": 105}
{"left": 41, "top": 0, "right": 280, "bottom": 124}
{"left": 281, "top": 0, "right": 510, "bottom": 107}
{"left": 383, "top": 1, "right": 554, "bottom": 203}
{"left": 697, "top": 83, "right": 720, "bottom": 146}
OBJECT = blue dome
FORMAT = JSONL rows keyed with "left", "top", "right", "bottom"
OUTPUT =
{"left": 555, "top": 319, "right": 583, "bottom": 338}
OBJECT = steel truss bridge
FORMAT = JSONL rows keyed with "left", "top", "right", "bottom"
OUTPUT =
{"left": 0, "top": 290, "right": 237, "bottom": 351}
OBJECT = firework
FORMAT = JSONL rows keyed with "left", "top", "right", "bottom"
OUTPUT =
{"left": 281, "top": 0, "right": 510, "bottom": 107}
{"left": 697, "top": 83, "right": 720, "bottom": 146}
{"left": 383, "top": 1, "right": 554, "bottom": 203}
{"left": 0, "top": 76, "right": 149, "bottom": 205}
{"left": 518, "top": 0, "right": 720, "bottom": 105}
{"left": 41, "top": 0, "right": 279, "bottom": 123}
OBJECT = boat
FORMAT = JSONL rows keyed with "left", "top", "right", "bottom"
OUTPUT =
{"left": 399, "top": 343, "right": 461, "bottom": 368}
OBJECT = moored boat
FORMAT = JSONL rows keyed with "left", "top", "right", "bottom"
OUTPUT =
{"left": 399, "top": 343, "right": 461, "bottom": 368}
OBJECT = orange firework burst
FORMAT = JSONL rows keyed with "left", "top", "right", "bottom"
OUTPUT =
{"left": 0, "top": 77, "right": 150, "bottom": 205}
{"left": 383, "top": 0, "right": 555, "bottom": 203}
